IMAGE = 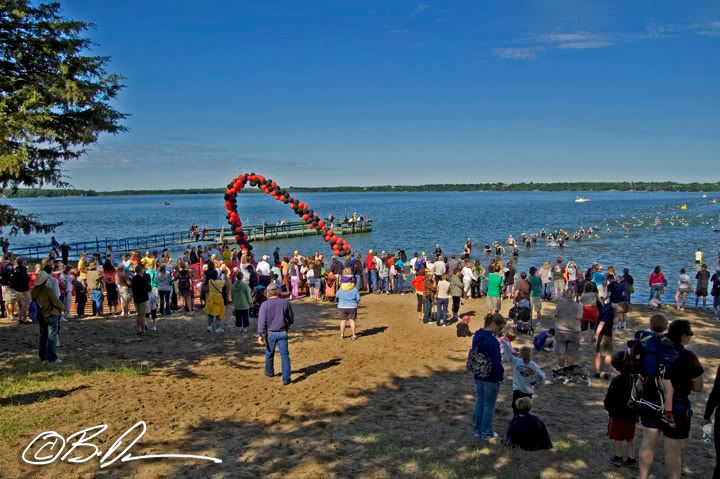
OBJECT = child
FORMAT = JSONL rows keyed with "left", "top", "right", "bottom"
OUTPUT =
{"left": 498, "top": 331, "right": 516, "bottom": 362}
{"left": 594, "top": 302, "right": 615, "bottom": 380}
{"left": 604, "top": 351, "right": 637, "bottom": 467}
{"left": 73, "top": 274, "right": 87, "bottom": 318}
{"left": 105, "top": 276, "right": 119, "bottom": 315}
{"left": 501, "top": 342, "right": 548, "bottom": 415}
{"left": 456, "top": 315, "right": 472, "bottom": 337}
{"left": 533, "top": 328, "right": 555, "bottom": 352}
{"left": 146, "top": 290, "right": 158, "bottom": 331}
{"left": 231, "top": 272, "right": 252, "bottom": 332}
{"left": 504, "top": 397, "right": 553, "bottom": 450}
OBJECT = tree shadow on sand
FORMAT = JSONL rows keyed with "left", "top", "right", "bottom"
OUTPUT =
{"left": 0, "top": 302, "right": 340, "bottom": 380}
{"left": 114, "top": 362, "right": 701, "bottom": 479}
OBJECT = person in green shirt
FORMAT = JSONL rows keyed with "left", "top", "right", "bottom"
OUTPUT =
{"left": 487, "top": 265, "right": 504, "bottom": 313}
{"left": 231, "top": 272, "right": 253, "bottom": 332}
{"left": 528, "top": 266, "right": 543, "bottom": 320}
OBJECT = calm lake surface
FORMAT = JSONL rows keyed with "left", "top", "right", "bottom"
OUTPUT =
{"left": 5, "top": 191, "right": 720, "bottom": 301}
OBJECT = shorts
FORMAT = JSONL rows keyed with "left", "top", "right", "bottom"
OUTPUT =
{"left": 16, "top": 291, "right": 30, "bottom": 307}
{"left": 553, "top": 279, "right": 565, "bottom": 289}
{"left": 338, "top": 308, "right": 357, "bottom": 320}
{"left": 416, "top": 293, "right": 423, "bottom": 312}
{"left": 596, "top": 335, "right": 613, "bottom": 355}
{"left": 696, "top": 288, "right": 708, "bottom": 297}
{"left": 555, "top": 331, "right": 579, "bottom": 357}
{"left": 582, "top": 305, "right": 599, "bottom": 322}
{"left": 120, "top": 286, "right": 132, "bottom": 303}
{"left": 640, "top": 402, "right": 693, "bottom": 440}
{"left": 135, "top": 300, "right": 150, "bottom": 318}
{"left": 2, "top": 286, "right": 16, "bottom": 303}
{"left": 487, "top": 296, "right": 501, "bottom": 312}
{"left": 607, "top": 418, "right": 636, "bottom": 442}
{"left": 530, "top": 296, "right": 541, "bottom": 312}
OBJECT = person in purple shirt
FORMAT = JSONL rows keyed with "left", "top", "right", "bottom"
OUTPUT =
{"left": 257, "top": 283, "right": 295, "bottom": 385}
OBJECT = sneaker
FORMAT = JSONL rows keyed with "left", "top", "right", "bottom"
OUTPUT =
{"left": 49, "top": 359, "right": 63, "bottom": 365}
{"left": 351, "top": 335, "right": 357, "bottom": 341}
{"left": 623, "top": 458, "right": 637, "bottom": 467}
{"left": 152, "top": 326, "right": 157, "bottom": 332}
{"left": 603, "top": 373, "right": 610, "bottom": 380}
{"left": 215, "top": 328, "right": 224, "bottom": 334}
{"left": 207, "top": 326, "right": 213, "bottom": 333}
{"left": 481, "top": 432, "right": 499, "bottom": 441}
{"left": 610, "top": 456, "right": 623, "bottom": 467}
{"left": 592, "top": 372, "right": 601, "bottom": 379}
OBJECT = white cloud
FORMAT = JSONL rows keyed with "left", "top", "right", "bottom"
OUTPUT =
{"left": 538, "top": 32, "right": 605, "bottom": 43}
{"left": 556, "top": 40, "right": 612, "bottom": 49}
{"left": 696, "top": 21, "right": 720, "bottom": 36}
{"left": 491, "top": 47, "right": 543, "bottom": 61}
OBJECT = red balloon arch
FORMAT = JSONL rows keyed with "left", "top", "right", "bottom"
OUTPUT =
{"left": 224, "top": 173, "right": 353, "bottom": 257}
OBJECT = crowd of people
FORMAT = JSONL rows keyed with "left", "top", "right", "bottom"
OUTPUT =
{"left": 1, "top": 234, "right": 718, "bottom": 478}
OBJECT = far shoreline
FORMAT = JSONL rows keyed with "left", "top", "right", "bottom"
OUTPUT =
{"left": 3, "top": 182, "right": 720, "bottom": 198}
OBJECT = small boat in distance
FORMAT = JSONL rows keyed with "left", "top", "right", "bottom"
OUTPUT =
{"left": 160, "top": 201, "right": 170, "bottom": 206}
{"left": 702, "top": 193, "right": 708, "bottom": 198}
{"left": 575, "top": 197, "right": 591, "bottom": 203}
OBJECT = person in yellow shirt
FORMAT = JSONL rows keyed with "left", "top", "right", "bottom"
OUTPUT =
{"left": 204, "top": 264, "right": 226, "bottom": 334}
{"left": 141, "top": 250, "right": 156, "bottom": 270}
{"left": 77, "top": 252, "right": 88, "bottom": 282}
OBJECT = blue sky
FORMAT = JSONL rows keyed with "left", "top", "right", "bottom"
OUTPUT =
{"left": 61, "top": 0, "right": 720, "bottom": 189}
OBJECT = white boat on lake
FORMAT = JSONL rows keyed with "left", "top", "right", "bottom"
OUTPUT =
{"left": 575, "top": 197, "right": 591, "bottom": 203}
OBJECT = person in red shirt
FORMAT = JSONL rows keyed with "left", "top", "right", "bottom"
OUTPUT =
{"left": 411, "top": 268, "right": 425, "bottom": 321}
{"left": 365, "top": 250, "right": 377, "bottom": 292}
{"left": 648, "top": 266, "right": 667, "bottom": 302}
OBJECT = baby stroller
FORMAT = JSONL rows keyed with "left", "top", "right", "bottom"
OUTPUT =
{"left": 249, "top": 285, "right": 266, "bottom": 318}
{"left": 509, "top": 298, "right": 533, "bottom": 334}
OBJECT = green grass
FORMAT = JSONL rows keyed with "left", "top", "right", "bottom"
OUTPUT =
{"left": 0, "top": 354, "right": 149, "bottom": 442}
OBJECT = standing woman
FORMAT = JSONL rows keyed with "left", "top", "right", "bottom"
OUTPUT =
{"left": 450, "top": 268, "right": 464, "bottom": 320}
{"left": 336, "top": 276, "right": 360, "bottom": 340}
{"left": 703, "top": 365, "right": 720, "bottom": 479}
{"left": 116, "top": 264, "right": 132, "bottom": 318}
{"left": 648, "top": 266, "right": 666, "bottom": 301}
{"left": 157, "top": 265, "right": 173, "bottom": 316}
{"left": 231, "top": 271, "right": 252, "bottom": 332}
{"left": 411, "top": 267, "right": 425, "bottom": 321}
{"left": 674, "top": 268, "right": 691, "bottom": 310}
{"left": 77, "top": 252, "right": 88, "bottom": 285}
{"left": 422, "top": 269, "right": 437, "bottom": 325}
{"left": 289, "top": 259, "right": 301, "bottom": 300}
{"left": 540, "top": 261, "right": 552, "bottom": 300}
{"left": 639, "top": 320, "right": 703, "bottom": 479}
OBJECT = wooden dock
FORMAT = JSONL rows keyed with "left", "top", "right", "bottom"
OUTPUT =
{"left": 10, "top": 220, "right": 373, "bottom": 260}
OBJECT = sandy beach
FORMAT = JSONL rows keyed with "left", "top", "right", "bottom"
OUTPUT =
{"left": 1, "top": 294, "right": 718, "bottom": 479}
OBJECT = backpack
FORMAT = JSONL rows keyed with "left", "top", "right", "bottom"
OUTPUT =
{"left": 29, "top": 300, "right": 40, "bottom": 323}
{"left": 625, "top": 330, "right": 679, "bottom": 415}
{"left": 624, "top": 330, "right": 678, "bottom": 377}
{"left": 0, "top": 264, "right": 12, "bottom": 286}
{"left": 178, "top": 271, "right": 191, "bottom": 291}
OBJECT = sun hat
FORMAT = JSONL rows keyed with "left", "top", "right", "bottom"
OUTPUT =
{"left": 35, "top": 270, "right": 49, "bottom": 285}
{"left": 461, "top": 315, "right": 472, "bottom": 323}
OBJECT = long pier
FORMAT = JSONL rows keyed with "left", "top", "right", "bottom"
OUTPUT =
{"left": 10, "top": 219, "right": 373, "bottom": 260}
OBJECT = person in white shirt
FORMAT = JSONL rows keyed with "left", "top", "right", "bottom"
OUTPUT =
{"left": 461, "top": 263, "right": 476, "bottom": 298}
{"left": 256, "top": 255, "right": 272, "bottom": 285}
{"left": 433, "top": 257, "right": 446, "bottom": 281}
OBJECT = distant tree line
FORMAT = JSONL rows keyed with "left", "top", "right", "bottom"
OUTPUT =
{"left": 3, "top": 181, "right": 720, "bottom": 198}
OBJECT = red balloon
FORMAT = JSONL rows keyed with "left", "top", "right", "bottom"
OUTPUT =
{"left": 302, "top": 214, "right": 309, "bottom": 221}
{"left": 317, "top": 220, "right": 325, "bottom": 228}
{"left": 343, "top": 244, "right": 350, "bottom": 250}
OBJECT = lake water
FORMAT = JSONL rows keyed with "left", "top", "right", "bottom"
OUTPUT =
{"left": 4, "top": 191, "right": 720, "bottom": 302}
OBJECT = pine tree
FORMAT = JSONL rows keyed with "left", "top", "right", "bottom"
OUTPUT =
{"left": 0, "top": 0, "right": 126, "bottom": 234}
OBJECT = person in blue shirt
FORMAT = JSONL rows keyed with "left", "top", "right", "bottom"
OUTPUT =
{"left": 336, "top": 277, "right": 361, "bottom": 340}
{"left": 469, "top": 313, "right": 507, "bottom": 440}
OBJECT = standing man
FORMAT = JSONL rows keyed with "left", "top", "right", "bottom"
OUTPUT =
{"left": 1, "top": 254, "right": 16, "bottom": 321}
{"left": 552, "top": 257, "right": 566, "bottom": 300}
{"left": 695, "top": 264, "right": 711, "bottom": 310}
{"left": 131, "top": 265, "right": 151, "bottom": 334}
{"left": 60, "top": 242, "right": 71, "bottom": 265}
{"left": 256, "top": 255, "right": 272, "bottom": 286}
{"left": 553, "top": 290, "right": 582, "bottom": 367}
{"left": 469, "top": 313, "right": 506, "bottom": 441}
{"left": 365, "top": 250, "right": 377, "bottom": 293}
{"left": 257, "top": 283, "right": 294, "bottom": 385}
{"left": 32, "top": 270, "right": 64, "bottom": 363}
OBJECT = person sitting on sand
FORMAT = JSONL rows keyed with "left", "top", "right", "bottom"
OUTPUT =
{"left": 504, "top": 397, "right": 552, "bottom": 451}
{"left": 457, "top": 315, "right": 472, "bottom": 337}
{"left": 533, "top": 328, "right": 555, "bottom": 351}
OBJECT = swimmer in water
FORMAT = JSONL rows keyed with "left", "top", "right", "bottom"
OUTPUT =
{"left": 483, "top": 244, "right": 492, "bottom": 255}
